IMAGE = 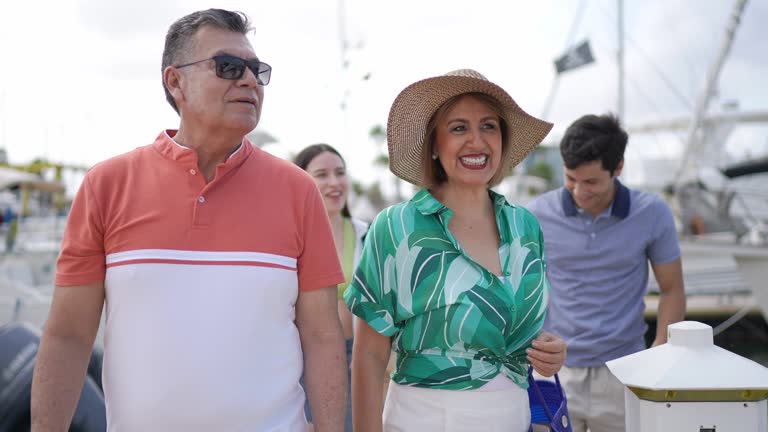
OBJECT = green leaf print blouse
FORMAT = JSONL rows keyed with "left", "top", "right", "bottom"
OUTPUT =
{"left": 344, "top": 189, "right": 549, "bottom": 390}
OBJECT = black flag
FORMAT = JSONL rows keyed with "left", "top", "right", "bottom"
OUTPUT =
{"left": 554, "top": 40, "right": 595, "bottom": 74}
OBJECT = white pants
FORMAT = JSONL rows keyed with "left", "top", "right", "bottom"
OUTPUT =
{"left": 382, "top": 380, "right": 530, "bottom": 432}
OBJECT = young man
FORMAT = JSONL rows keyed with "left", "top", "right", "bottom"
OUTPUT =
{"left": 527, "top": 114, "right": 686, "bottom": 432}
{"left": 31, "top": 9, "right": 347, "bottom": 431}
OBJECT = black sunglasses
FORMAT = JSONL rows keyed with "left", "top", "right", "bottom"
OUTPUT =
{"left": 175, "top": 54, "right": 272, "bottom": 85}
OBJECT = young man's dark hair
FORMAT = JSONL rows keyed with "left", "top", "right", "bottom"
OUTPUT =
{"left": 559, "top": 113, "right": 628, "bottom": 175}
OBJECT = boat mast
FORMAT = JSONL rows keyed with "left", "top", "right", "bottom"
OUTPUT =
{"left": 674, "top": 0, "right": 749, "bottom": 187}
{"left": 617, "top": 0, "right": 625, "bottom": 121}
{"left": 338, "top": 0, "right": 349, "bottom": 125}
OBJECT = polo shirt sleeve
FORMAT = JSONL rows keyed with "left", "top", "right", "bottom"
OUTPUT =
{"left": 296, "top": 183, "right": 345, "bottom": 292}
{"left": 524, "top": 196, "right": 542, "bottom": 216}
{"left": 647, "top": 196, "right": 681, "bottom": 265}
{"left": 343, "top": 210, "right": 400, "bottom": 337}
{"left": 55, "top": 174, "right": 106, "bottom": 286}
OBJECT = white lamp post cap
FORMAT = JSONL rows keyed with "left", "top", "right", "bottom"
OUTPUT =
{"left": 606, "top": 321, "right": 768, "bottom": 393}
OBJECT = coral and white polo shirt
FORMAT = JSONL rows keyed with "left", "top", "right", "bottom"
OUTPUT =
{"left": 56, "top": 130, "right": 344, "bottom": 431}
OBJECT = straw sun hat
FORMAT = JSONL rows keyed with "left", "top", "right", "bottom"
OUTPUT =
{"left": 386, "top": 69, "right": 553, "bottom": 188}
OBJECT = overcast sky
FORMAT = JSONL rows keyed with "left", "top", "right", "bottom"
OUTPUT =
{"left": 1, "top": 0, "right": 766, "bottom": 189}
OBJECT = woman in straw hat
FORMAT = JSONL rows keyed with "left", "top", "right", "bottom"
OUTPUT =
{"left": 343, "top": 70, "right": 566, "bottom": 431}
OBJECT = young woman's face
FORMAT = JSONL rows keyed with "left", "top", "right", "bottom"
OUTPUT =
{"left": 306, "top": 151, "right": 349, "bottom": 215}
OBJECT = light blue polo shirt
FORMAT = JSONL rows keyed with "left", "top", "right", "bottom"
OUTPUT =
{"left": 526, "top": 180, "right": 680, "bottom": 367}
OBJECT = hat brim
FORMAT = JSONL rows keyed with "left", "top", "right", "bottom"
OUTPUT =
{"left": 387, "top": 73, "right": 553, "bottom": 188}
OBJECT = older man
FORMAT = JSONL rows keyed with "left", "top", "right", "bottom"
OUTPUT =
{"left": 31, "top": 9, "right": 347, "bottom": 431}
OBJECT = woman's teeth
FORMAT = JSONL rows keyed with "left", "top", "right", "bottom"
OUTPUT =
{"left": 460, "top": 155, "right": 487, "bottom": 166}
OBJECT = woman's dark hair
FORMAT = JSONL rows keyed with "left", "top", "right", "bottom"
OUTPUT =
{"left": 294, "top": 143, "right": 351, "bottom": 218}
{"left": 560, "top": 113, "right": 628, "bottom": 175}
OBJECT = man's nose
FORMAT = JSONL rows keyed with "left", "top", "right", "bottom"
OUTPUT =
{"left": 572, "top": 183, "right": 583, "bottom": 196}
{"left": 237, "top": 66, "right": 259, "bottom": 88}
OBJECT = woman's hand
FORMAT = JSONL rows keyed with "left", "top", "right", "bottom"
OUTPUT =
{"left": 526, "top": 331, "right": 567, "bottom": 377}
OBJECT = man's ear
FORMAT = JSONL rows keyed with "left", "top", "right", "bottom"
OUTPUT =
{"left": 163, "top": 66, "right": 184, "bottom": 106}
{"left": 613, "top": 159, "right": 625, "bottom": 178}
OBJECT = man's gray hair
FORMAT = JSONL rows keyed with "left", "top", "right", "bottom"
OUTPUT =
{"left": 161, "top": 9, "right": 252, "bottom": 113}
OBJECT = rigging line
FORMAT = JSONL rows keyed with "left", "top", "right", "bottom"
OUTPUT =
{"left": 593, "top": 0, "right": 617, "bottom": 31}
{"left": 594, "top": 0, "right": 693, "bottom": 112}
{"left": 539, "top": 77, "right": 560, "bottom": 120}
{"left": 540, "top": 0, "right": 587, "bottom": 120}
{"left": 624, "top": 34, "right": 694, "bottom": 111}
{"left": 624, "top": 71, "right": 688, "bottom": 144}
{"left": 564, "top": 0, "right": 588, "bottom": 48}
{"left": 624, "top": 71, "right": 665, "bottom": 117}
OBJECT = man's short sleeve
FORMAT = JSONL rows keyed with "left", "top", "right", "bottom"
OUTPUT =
{"left": 55, "top": 174, "right": 106, "bottom": 286}
{"left": 647, "top": 196, "right": 681, "bottom": 265}
{"left": 343, "top": 210, "right": 400, "bottom": 337}
{"left": 297, "top": 184, "right": 345, "bottom": 292}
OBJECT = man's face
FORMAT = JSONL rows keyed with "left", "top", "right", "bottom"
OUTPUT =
{"left": 175, "top": 26, "right": 264, "bottom": 134}
{"left": 563, "top": 160, "right": 623, "bottom": 216}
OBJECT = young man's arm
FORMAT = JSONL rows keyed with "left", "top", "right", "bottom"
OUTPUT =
{"left": 31, "top": 282, "right": 105, "bottom": 431}
{"left": 651, "top": 258, "right": 686, "bottom": 346}
{"left": 296, "top": 285, "right": 347, "bottom": 432}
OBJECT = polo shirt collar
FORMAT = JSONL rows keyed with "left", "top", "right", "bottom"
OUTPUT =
{"left": 152, "top": 129, "right": 253, "bottom": 168}
{"left": 561, "top": 178, "right": 631, "bottom": 219}
{"left": 411, "top": 188, "right": 510, "bottom": 216}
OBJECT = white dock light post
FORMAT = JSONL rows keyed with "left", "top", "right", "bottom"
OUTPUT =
{"left": 607, "top": 321, "right": 768, "bottom": 431}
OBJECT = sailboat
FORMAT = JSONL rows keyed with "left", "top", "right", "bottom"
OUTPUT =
{"left": 638, "top": 0, "right": 768, "bottom": 330}
{"left": 0, "top": 162, "right": 82, "bottom": 331}
{"left": 517, "top": 0, "right": 768, "bottom": 336}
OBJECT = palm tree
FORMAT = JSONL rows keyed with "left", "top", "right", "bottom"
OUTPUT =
{"left": 368, "top": 124, "right": 405, "bottom": 203}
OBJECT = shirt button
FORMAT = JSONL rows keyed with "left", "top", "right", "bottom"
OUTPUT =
{"left": 586, "top": 221, "right": 592, "bottom": 225}
{"left": 590, "top": 233, "right": 596, "bottom": 238}
{"left": 190, "top": 169, "right": 196, "bottom": 175}
{"left": 198, "top": 196, "right": 205, "bottom": 203}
